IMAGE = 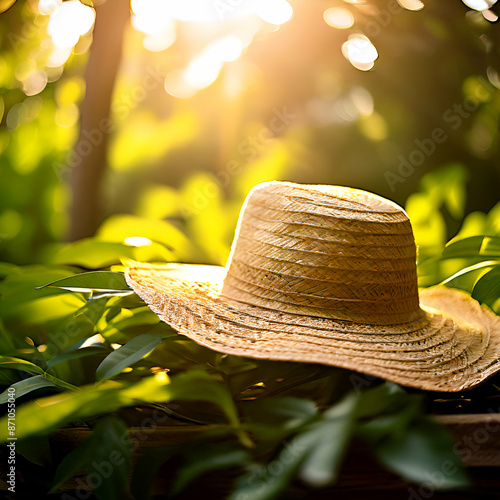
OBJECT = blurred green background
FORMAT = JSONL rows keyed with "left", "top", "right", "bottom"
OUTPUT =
{"left": 0, "top": 0, "right": 499, "bottom": 266}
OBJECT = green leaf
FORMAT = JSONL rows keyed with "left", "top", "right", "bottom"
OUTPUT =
{"left": 37, "top": 271, "right": 130, "bottom": 293}
{"left": 171, "top": 442, "right": 250, "bottom": 496}
{"left": 229, "top": 447, "right": 303, "bottom": 500}
{"left": 0, "top": 376, "right": 171, "bottom": 442}
{"left": 299, "top": 395, "right": 357, "bottom": 487}
{"left": 0, "top": 357, "right": 77, "bottom": 394}
{"left": 96, "top": 332, "right": 168, "bottom": 381}
{"left": 0, "top": 355, "right": 44, "bottom": 376}
{"left": 49, "top": 239, "right": 137, "bottom": 269}
{"left": 354, "top": 381, "right": 408, "bottom": 419}
{"left": 0, "top": 375, "right": 59, "bottom": 404}
{"left": 130, "top": 445, "right": 181, "bottom": 500}
{"left": 100, "top": 307, "right": 161, "bottom": 342}
{"left": 472, "top": 266, "right": 500, "bottom": 310}
{"left": 242, "top": 397, "right": 317, "bottom": 430}
{"left": 0, "top": 262, "right": 18, "bottom": 279}
{"left": 46, "top": 345, "right": 110, "bottom": 369}
{"left": 0, "top": 320, "right": 16, "bottom": 352}
{"left": 442, "top": 236, "right": 500, "bottom": 259}
{"left": 46, "top": 295, "right": 111, "bottom": 353}
{"left": 51, "top": 434, "right": 96, "bottom": 493}
{"left": 231, "top": 395, "right": 357, "bottom": 500}
{"left": 372, "top": 417, "right": 469, "bottom": 490}
{"left": 17, "top": 434, "right": 52, "bottom": 467}
{"left": 165, "top": 369, "right": 242, "bottom": 429}
{"left": 0, "top": 266, "right": 79, "bottom": 318}
{"left": 97, "top": 215, "right": 199, "bottom": 261}
{"left": 91, "top": 418, "right": 132, "bottom": 500}
{"left": 0, "top": 370, "right": 240, "bottom": 443}
{"left": 441, "top": 261, "right": 498, "bottom": 294}
{"left": 51, "top": 417, "right": 131, "bottom": 499}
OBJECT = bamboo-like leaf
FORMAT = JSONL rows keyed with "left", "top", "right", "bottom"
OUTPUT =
{"left": 472, "top": 266, "right": 500, "bottom": 310}
{"left": 0, "top": 376, "right": 59, "bottom": 404}
{"left": 96, "top": 331, "right": 169, "bottom": 381}
{"left": 37, "top": 271, "right": 130, "bottom": 293}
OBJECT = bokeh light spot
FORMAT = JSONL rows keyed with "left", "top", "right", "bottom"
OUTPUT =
{"left": 55, "top": 103, "right": 79, "bottom": 128}
{"left": 38, "top": 0, "right": 61, "bottom": 15}
{"left": 342, "top": 35, "right": 378, "bottom": 70}
{"left": 323, "top": 7, "right": 354, "bottom": 29}
{"left": 256, "top": 0, "right": 293, "bottom": 25}
{"left": 396, "top": 0, "right": 425, "bottom": 11}
{"left": 48, "top": 0, "right": 95, "bottom": 49}
{"left": 22, "top": 70, "right": 48, "bottom": 96}
{"left": 482, "top": 9, "right": 498, "bottom": 22}
{"left": 142, "top": 30, "right": 177, "bottom": 52}
{"left": 461, "top": 0, "right": 496, "bottom": 10}
{"left": 359, "top": 112, "right": 388, "bottom": 141}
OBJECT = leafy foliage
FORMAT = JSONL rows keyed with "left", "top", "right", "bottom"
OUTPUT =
{"left": 2, "top": 213, "right": 499, "bottom": 497}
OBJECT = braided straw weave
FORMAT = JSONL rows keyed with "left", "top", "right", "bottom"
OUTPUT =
{"left": 125, "top": 181, "right": 500, "bottom": 392}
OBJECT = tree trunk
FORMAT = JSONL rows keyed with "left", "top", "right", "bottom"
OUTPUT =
{"left": 68, "top": 0, "right": 130, "bottom": 241}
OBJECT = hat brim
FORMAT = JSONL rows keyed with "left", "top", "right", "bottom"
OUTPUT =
{"left": 125, "top": 263, "right": 500, "bottom": 392}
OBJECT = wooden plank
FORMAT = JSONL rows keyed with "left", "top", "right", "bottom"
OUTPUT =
{"left": 435, "top": 414, "right": 500, "bottom": 467}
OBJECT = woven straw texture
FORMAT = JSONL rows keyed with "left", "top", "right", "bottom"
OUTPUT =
{"left": 125, "top": 181, "right": 500, "bottom": 392}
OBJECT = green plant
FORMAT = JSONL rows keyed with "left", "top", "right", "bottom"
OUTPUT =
{"left": 0, "top": 230, "right": 499, "bottom": 498}
{"left": 1, "top": 165, "right": 499, "bottom": 498}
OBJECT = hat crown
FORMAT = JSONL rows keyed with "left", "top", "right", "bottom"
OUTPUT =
{"left": 221, "top": 181, "right": 423, "bottom": 325}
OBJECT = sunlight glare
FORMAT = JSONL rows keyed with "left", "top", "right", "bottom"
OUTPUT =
{"left": 185, "top": 55, "right": 223, "bottom": 90}
{"left": 206, "top": 35, "right": 244, "bottom": 62}
{"left": 256, "top": 0, "right": 293, "bottom": 25}
{"left": 80, "top": 334, "right": 106, "bottom": 349}
{"left": 166, "top": 35, "right": 246, "bottom": 97}
{"left": 124, "top": 236, "right": 153, "bottom": 247}
{"left": 48, "top": 0, "right": 96, "bottom": 49}
{"left": 131, "top": 0, "right": 173, "bottom": 35}
{"left": 323, "top": 7, "right": 355, "bottom": 29}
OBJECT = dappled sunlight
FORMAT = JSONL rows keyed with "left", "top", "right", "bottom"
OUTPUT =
{"left": 166, "top": 35, "right": 245, "bottom": 96}
{"left": 130, "top": 0, "right": 293, "bottom": 95}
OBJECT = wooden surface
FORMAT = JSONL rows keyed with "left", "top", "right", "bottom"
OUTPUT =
{"left": 48, "top": 414, "right": 500, "bottom": 499}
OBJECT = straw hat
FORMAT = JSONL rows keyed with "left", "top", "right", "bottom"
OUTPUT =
{"left": 125, "top": 181, "right": 500, "bottom": 392}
